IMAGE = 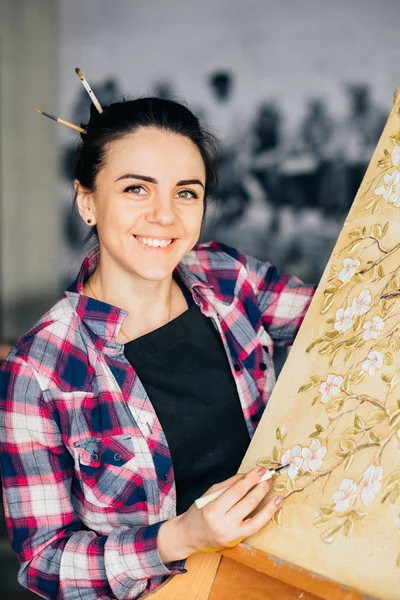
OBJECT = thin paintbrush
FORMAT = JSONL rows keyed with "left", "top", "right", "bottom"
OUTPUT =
{"left": 194, "top": 463, "right": 290, "bottom": 509}
{"left": 75, "top": 68, "right": 103, "bottom": 114}
{"left": 34, "top": 108, "right": 86, "bottom": 134}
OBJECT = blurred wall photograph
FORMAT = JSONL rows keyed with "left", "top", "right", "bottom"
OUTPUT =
{"left": 0, "top": 0, "right": 399, "bottom": 598}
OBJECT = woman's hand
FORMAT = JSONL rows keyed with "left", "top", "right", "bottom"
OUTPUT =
{"left": 157, "top": 466, "right": 282, "bottom": 562}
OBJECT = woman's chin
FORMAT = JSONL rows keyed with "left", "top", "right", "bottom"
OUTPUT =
{"left": 129, "top": 263, "right": 177, "bottom": 282}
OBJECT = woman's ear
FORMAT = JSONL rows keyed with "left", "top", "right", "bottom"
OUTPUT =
{"left": 74, "top": 180, "right": 96, "bottom": 226}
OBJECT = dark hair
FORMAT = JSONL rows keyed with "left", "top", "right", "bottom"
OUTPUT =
{"left": 75, "top": 97, "right": 220, "bottom": 241}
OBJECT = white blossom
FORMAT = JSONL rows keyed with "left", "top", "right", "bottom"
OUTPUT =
{"left": 362, "top": 315, "right": 384, "bottom": 340}
{"left": 318, "top": 374, "right": 343, "bottom": 404}
{"left": 352, "top": 289, "right": 371, "bottom": 317}
{"left": 361, "top": 465, "right": 383, "bottom": 506}
{"left": 391, "top": 146, "right": 400, "bottom": 167}
{"left": 338, "top": 258, "right": 360, "bottom": 283}
{"left": 334, "top": 307, "right": 354, "bottom": 332}
{"left": 361, "top": 351, "right": 384, "bottom": 376}
{"left": 375, "top": 170, "right": 400, "bottom": 207}
{"left": 301, "top": 440, "right": 327, "bottom": 472}
{"left": 332, "top": 478, "right": 357, "bottom": 512}
{"left": 281, "top": 445, "right": 303, "bottom": 480}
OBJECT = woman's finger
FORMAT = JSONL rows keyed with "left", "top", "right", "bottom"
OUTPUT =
{"left": 238, "top": 494, "right": 283, "bottom": 539}
{"left": 211, "top": 467, "right": 269, "bottom": 511}
{"left": 202, "top": 472, "right": 245, "bottom": 496}
{"left": 225, "top": 477, "right": 273, "bottom": 522}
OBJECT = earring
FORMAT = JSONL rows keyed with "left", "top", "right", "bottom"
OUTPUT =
{"left": 87, "top": 219, "right": 92, "bottom": 224}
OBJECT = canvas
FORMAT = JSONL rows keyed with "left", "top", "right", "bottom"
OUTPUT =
{"left": 240, "top": 95, "right": 400, "bottom": 600}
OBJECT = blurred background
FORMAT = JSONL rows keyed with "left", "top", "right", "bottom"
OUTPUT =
{"left": 0, "top": 0, "right": 399, "bottom": 597}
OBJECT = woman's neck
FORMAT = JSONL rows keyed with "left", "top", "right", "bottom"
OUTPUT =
{"left": 84, "top": 255, "right": 187, "bottom": 343}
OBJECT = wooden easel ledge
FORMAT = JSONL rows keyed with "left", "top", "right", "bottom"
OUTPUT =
{"left": 145, "top": 544, "right": 366, "bottom": 600}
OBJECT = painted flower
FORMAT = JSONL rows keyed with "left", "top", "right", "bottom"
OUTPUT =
{"left": 338, "top": 258, "right": 360, "bottom": 283}
{"left": 362, "top": 315, "right": 384, "bottom": 340}
{"left": 352, "top": 289, "right": 371, "bottom": 317}
{"left": 361, "top": 351, "right": 384, "bottom": 376}
{"left": 375, "top": 170, "right": 400, "bottom": 207}
{"left": 318, "top": 374, "right": 343, "bottom": 404}
{"left": 391, "top": 146, "right": 400, "bottom": 167}
{"left": 302, "top": 440, "right": 327, "bottom": 472}
{"left": 361, "top": 465, "right": 383, "bottom": 506}
{"left": 281, "top": 445, "right": 303, "bottom": 480}
{"left": 332, "top": 478, "right": 357, "bottom": 512}
{"left": 334, "top": 307, "right": 354, "bottom": 332}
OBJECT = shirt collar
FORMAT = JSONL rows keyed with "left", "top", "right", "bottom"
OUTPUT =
{"left": 64, "top": 245, "right": 223, "bottom": 349}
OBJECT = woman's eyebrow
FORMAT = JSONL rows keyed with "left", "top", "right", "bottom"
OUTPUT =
{"left": 177, "top": 179, "right": 205, "bottom": 189}
{"left": 116, "top": 173, "right": 157, "bottom": 184}
{"left": 116, "top": 174, "right": 205, "bottom": 189}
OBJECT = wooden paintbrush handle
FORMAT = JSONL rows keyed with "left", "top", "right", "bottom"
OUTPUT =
{"left": 194, "top": 469, "right": 274, "bottom": 509}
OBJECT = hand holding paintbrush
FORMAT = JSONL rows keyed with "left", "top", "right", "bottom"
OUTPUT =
{"left": 158, "top": 465, "right": 286, "bottom": 562}
{"left": 195, "top": 463, "right": 289, "bottom": 509}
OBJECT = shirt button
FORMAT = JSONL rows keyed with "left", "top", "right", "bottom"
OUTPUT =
{"left": 113, "top": 452, "right": 122, "bottom": 462}
{"left": 91, "top": 451, "right": 99, "bottom": 461}
{"left": 260, "top": 362, "right": 267, "bottom": 371}
{"left": 233, "top": 363, "right": 241, "bottom": 372}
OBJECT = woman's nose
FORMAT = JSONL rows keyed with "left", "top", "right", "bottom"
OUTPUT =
{"left": 146, "top": 196, "right": 176, "bottom": 226}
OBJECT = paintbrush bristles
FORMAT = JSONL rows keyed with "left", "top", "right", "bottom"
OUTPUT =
{"left": 75, "top": 67, "right": 103, "bottom": 114}
{"left": 34, "top": 108, "right": 86, "bottom": 134}
{"left": 34, "top": 108, "right": 57, "bottom": 122}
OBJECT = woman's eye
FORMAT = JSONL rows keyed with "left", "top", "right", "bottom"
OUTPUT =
{"left": 177, "top": 189, "right": 197, "bottom": 199}
{"left": 124, "top": 185, "right": 147, "bottom": 195}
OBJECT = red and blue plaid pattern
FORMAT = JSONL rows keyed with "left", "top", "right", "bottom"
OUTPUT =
{"left": 0, "top": 242, "right": 314, "bottom": 599}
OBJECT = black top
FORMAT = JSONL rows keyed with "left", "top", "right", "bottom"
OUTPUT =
{"left": 123, "top": 282, "right": 251, "bottom": 515}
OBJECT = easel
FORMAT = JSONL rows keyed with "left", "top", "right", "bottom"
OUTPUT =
{"left": 145, "top": 90, "right": 400, "bottom": 600}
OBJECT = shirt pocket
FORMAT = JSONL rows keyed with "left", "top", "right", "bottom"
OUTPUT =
{"left": 73, "top": 434, "right": 146, "bottom": 510}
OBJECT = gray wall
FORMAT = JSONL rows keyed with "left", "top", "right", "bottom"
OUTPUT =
{"left": 0, "top": 0, "right": 60, "bottom": 340}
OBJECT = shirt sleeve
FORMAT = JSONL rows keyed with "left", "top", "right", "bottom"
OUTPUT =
{"left": 0, "top": 355, "right": 186, "bottom": 600}
{"left": 245, "top": 254, "right": 316, "bottom": 347}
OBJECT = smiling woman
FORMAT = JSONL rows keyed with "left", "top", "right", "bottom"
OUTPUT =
{"left": 77, "top": 128, "right": 208, "bottom": 338}
{"left": 74, "top": 99, "right": 219, "bottom": 341}
{"left": 0, "top": 96, "right": 315, "bottom": 600}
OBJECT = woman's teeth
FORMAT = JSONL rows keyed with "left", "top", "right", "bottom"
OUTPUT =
{"left": 136, "top": 236, "right": 173, "bottom": 248}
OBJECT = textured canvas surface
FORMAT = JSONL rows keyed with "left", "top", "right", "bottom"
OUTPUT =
{"left": 240, "top": 96, "right": 400, "bottom": 600}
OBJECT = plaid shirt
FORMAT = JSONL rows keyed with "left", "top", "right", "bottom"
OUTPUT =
{"left": 0, "top": 242, "right": 314, "bottom": 600}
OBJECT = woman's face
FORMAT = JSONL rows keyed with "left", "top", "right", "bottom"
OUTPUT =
{"left": 77, "top": 127, "right": 206, "bottom": 281}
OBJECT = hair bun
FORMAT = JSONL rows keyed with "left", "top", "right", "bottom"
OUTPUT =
{"left": 85, "top": 103, "right": 103, "bottom": 136}
{"left": 89, "top": 102, "right": 99, "bottom": 119}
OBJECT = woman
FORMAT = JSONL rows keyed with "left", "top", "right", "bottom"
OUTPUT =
{"left": 0, "top": 97, "right": 315, "bottom": 600}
